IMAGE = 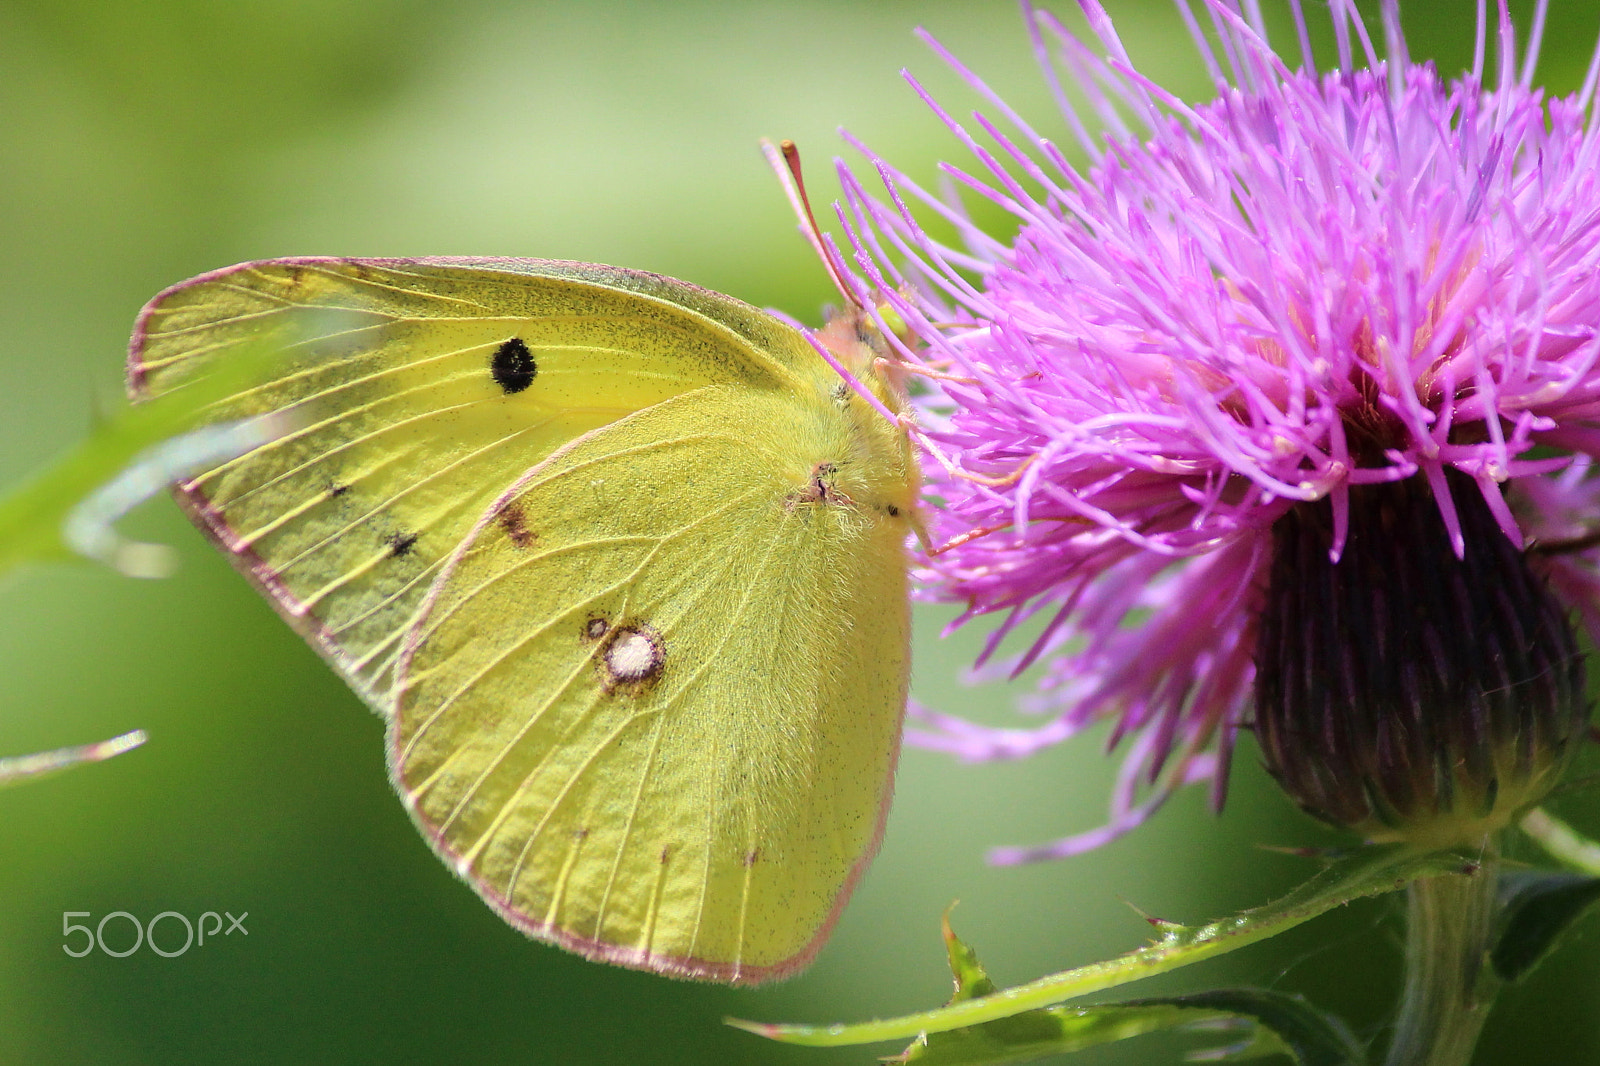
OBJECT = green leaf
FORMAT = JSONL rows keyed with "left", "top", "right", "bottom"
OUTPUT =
{"left": 888, "top": 921, "right": 1365, "bottom": 1066}
{"left": 0, "top": 338, "right": 287, "bottom": 788}
{"left": 729, "top": 844, "right": 1465, "bottom": 1049}
{"left": 894, "top": 916, "right": 1218, "bottom": 1066}
{"left": 1490, "top": 870, "right": 1600, "bottom": 982}
{"left": 0, "top": 338, "right": 288, "bottom": 576}
{"left": 939, "top": 907, "right": 999, "bottom": 1002}
{"left": 894, "top": 1000, "right": 1224, "bottom": 1066}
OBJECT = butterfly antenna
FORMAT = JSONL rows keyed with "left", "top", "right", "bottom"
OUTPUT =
{"left": 761, "top": 138, "right": 864, "bottom": 312}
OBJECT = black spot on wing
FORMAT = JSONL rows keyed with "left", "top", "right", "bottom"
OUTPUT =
{"left": 490, "top": 337, "right": 537, "bottom": 394}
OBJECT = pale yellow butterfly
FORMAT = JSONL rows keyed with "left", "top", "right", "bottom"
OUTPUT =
{"left": 127, "top": 257, "right": 918, "bottom": 983}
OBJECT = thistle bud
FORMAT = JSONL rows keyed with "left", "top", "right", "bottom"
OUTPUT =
{"left": 1254, "top": 472, "right": 1589, "bottom": 847}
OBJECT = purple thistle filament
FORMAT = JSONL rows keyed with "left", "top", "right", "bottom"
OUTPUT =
{"left": 831, "top": 0, "right": 1600, "bottom": 860}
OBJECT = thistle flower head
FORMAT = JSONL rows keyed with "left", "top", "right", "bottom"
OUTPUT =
{"left": 830, "top": 0, "right": 1600, "bottom": 858}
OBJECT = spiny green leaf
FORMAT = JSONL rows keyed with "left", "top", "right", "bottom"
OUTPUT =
{"left": 895, "top": 919, "right": 1364, "bottom": 1066}
{"left": 1491, "top": 870, "right": 1600, "bottom": 982}
{"left": 941, "top": 908, "right": 998, "bottom": 1002}
{"left": 729, "top": 844, "right": 1465, "bottom": 1049}
{"left": 892, "top": 993, "right": 1363, "bottom": 1066}
{"left": 893, "top": 1001, "right": 1221, "bottom": 1066}
{"left": 894, "top": 919, "right": 1220, "bottom": 1065}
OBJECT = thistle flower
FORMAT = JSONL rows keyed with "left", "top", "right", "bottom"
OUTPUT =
{"left": 832, "top": 0, "right": 1600, "bottom": 859}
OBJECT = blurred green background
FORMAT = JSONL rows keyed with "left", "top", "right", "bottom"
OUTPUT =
{"left": 2, "top": 1, "right": 1598, "bottom": 1063}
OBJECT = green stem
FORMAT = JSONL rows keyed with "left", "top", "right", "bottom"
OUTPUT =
{"left": 1384, "top": 843, "right": 1501, "bottom": 1066}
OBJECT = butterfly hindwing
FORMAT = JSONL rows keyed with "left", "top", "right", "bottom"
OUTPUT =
{"left": 394, "top": 374, "right": 914, "bottom": 982}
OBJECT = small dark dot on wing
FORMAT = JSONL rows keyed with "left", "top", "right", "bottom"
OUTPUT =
{"left": 498, "top": 502, "right": 536, "bottom": 548}
{"left": 387, "top": 531, "right": 419, "bottom": 557}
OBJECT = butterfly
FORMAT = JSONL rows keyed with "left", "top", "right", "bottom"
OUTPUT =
{"left": 126, "top": 257, "right": 919, "bottom": 984}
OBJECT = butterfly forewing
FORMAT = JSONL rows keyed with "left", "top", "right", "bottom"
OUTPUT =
{"left": 393, "top": 381, "right": 913, "bottom": 983}
{"left": 129, "top": 258, "right": 795, "bottom": 710}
